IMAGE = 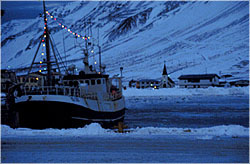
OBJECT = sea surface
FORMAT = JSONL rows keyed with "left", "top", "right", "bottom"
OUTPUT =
{"left": 125, "top": 95, "right": 249, "bottom": 128}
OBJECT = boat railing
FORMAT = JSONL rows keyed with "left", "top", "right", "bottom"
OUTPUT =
{"left": 20, "top": 86, "right": 122, "bottom": 101}
{"left": 21, "top": 86, "right": 82, "bottom": 98}
{"left": 104, "top": 91, "right": 123, "bottom": 101}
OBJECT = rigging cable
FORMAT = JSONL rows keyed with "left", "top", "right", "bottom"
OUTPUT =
{"left": 62, "top": 29, "right": 68, "bottom": 68}
{"left": 50, "top": 34, "right": 68, "bottom": 73}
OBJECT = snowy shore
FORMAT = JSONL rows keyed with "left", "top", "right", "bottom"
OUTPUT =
{"left": 1, "top": 123, "right": 249, "bottom": 139}
{"left": 123, "top": 86, "right": 249, "bottom": 97}
{"left": 1, "top": 124, "right": 249, "bottom": 163}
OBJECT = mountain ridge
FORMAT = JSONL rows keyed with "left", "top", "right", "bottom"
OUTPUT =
{"left": 1, "top": 1, "right": 249, "bottom": 82}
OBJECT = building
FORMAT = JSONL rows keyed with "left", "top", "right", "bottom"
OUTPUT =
{"left": 136, "top": 79, "right": 160, "bottom": 89}
{"left": 1, "top": 69, "right": 17, "bottom": 93}
{"left": 129, "top": 79, "right": 137, "bottom": 88}
{"left": 160, "top": 62, "right": 175, "bottom": 88}
{"left": 230, "top": 80, "right": 249, "bottom": 87}
{"left": 17, "top": 72, "right": 46, "bottom": 90}
{"left": 129, "top": 62, "right": 175, "bottom": 89}
{"left": 178, "top": 74, "right": 220, "bottom": 88}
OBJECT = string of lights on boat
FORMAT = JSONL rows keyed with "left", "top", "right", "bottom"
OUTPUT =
{"left": 37, "top": 11, "right": 97, "bottom": 73}
{"left": 46, "top": 11, "right": 91, "bottom": 41}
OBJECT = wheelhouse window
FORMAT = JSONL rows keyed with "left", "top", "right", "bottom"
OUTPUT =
{"left": 91, "top": 80, "right": 95, "bottom": 85}
{"left": 85, "top": 80, "right": 89, "bottom": 85}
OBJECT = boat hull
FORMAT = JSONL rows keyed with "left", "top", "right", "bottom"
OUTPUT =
{"left": 13, "top": 95, "right": 125, "bottom": 129}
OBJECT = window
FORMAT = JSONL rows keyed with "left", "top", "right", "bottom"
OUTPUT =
{"left": 188, "top": 79, "right": 200, "bottom": 83}
{"left": 97, "top": 79, "right": 101, "bottom": 84}
{"left": 91, "top": 80, "right": 95, "bottom": 85}
{"left": 80, "top": 80, "right": 83, "bottom": 83}
{"left": 73, "top": 81, "right": 78, "bottom": 87}
{"left": 85, "top": 80, "right": 89, "bottom": 85}
{"left": 69, "top": 81, "right": 73, "bottom": 86}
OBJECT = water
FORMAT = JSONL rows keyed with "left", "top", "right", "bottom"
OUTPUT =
{"left": 124, "top": 95, "right": 249, "bottom": 128}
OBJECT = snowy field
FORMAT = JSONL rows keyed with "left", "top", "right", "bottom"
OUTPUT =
{"left": 1, "top": 87, "right": 249, "bottom": 163}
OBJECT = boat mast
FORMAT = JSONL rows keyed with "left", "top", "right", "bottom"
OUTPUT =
{"left": 83, "top": 20, "right": 91, "bottom": 74}
{"left": 43, "top": 0, "right": 52, "bottom": 86}
{"left": 98, "top": 26, "right": 102, "bottom": 74}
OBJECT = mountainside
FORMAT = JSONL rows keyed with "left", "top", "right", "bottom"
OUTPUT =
{"left": 1, "top": 1, "right": 249, "bottom": 83}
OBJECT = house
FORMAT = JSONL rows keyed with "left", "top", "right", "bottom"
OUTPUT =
{"left": 136, "top": 79, "right": 160, "bottom": 89}
{"left": 178, "top": 74, "right": 220, "bottom": 88}
{"left": 218, "top": 79, "right": 231, "bottom": 88}
{"left": 1, "top": 69, "right": 17, "bottom": 93}
{"left": 129, "top": 79, "right": 136, "bottom": 88}
{"left": 160, "top": 62, "right": 175, "bottom": 88}
{"left": 230, "top": 80, "right": 249, "bottom": 87}
{"left": 17, "top": 72, "right": 47, "bottom": 90}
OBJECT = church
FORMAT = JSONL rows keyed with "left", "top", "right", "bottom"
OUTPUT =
{"left": 129, "top": 62, "right": 175, "bottom": 89}
{"left": 159, "top": 62, "right": 175, "bottom": 88}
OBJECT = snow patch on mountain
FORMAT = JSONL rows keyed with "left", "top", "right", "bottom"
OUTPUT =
{"left": 1, "top": 1, "right": 249, "bottom": 82}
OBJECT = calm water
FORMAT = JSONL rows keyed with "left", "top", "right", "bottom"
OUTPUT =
{"left": 124, "top": 95, "right": 249, "bottom": 128}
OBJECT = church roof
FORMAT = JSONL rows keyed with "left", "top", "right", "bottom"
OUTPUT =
{"left": 162, "top": 64, "right": 167, "bottom": 75}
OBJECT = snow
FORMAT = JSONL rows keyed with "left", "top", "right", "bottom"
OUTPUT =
{"left": 2, "top": 123, "right": 249, "bottom": 139}
{"left": 1, "top": 1, "right": 249, "bottom": 82}
{"left": 131, "top": 125, "right": 249, "bottom": 138}
{"left": 123, "top": 86, "right": 249, "bottom": 97}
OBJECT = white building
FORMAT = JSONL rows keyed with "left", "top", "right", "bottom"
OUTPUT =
{"left": 136, "top": 79, "right": 160, "bottom": 89}
{"left": 178, "top": 74, "right": 220, "bottom": 88}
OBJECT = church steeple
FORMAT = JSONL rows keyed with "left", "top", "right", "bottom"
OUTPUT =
{"left": 162, "top": 61, "right": 167, "bottom": 75}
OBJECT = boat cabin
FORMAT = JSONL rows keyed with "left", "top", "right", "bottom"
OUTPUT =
{"left": 62, "top": 71, "right": 122, "bottom": 100}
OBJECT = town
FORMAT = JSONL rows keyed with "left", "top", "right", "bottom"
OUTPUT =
{"left": 1, "top": 62, "right": 249, "bottom": 96}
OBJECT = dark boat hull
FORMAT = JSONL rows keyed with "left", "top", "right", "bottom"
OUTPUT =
{"left": 13, "top": 100, "right": 125, "bottom": 129}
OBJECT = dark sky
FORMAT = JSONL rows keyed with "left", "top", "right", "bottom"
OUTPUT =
{"left": 1, "top": 1, "right": 70, "bottom": 23}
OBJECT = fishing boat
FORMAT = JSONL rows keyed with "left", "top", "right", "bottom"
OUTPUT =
{"left": 7, "top": 1, "right": 125, "bottom": 129}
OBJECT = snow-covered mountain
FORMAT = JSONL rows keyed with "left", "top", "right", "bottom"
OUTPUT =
{"left": 1, "top": 1, "right": 249, "bottom": 83}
